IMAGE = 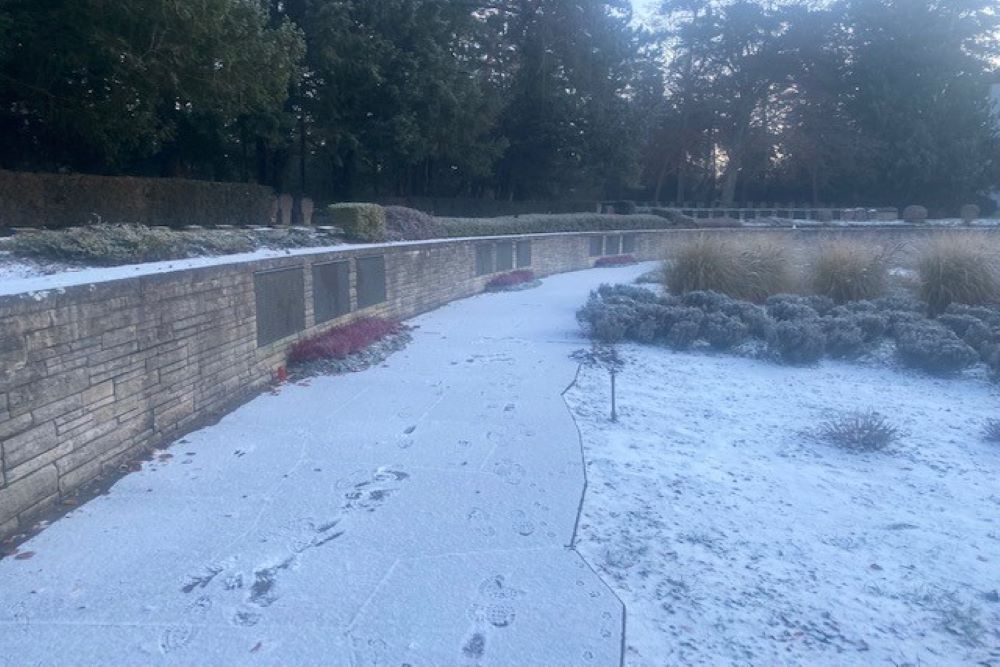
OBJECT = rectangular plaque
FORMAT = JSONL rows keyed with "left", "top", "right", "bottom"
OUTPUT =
{"left": 356, "top": 255, "right": 387, "bottom": 308}
{"left": 589, "top": 236, "right": 604, "bottom": 257}
{"left": 622, "top": 234, "right": 637, "bottom": 254}
{"left": 496, "top": 242, "right": 514, "bottom": 271}
{"left": 516, "top": 240, "right": 532, "bottom": 268}
{"left": 605, "top": 235, "right": 622, "bottom": 256}
{"left": 254, "top": 268, "right": 306, "bottom": 347}
{"left": 475, "top": 244, "right": 494, "bottom": 276}
{"left": 312, "top": 260, "right": 351, "bottom": 324}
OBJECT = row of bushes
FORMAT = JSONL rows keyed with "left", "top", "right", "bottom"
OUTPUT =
{"left": 326, "top": 203, "right": 741, "bottom": 242}
{"left": 667, "top": 235, "right": 999, "bottom": 315}
{"left": 5, "top": 224, "right": 338, "bottom": 266}
{"left": 0, "top": 169, "right": 276, "bottom": 229}
{"left": 578, "top": 284, "right": 1000, "bottom": 376}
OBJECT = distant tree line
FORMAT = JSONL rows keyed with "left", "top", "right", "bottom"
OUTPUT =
{"left": 0, "top": 0, "right": 997, "bottom": 211}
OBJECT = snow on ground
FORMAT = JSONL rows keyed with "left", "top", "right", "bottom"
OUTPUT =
{"left": 566, "top": 343, "right": 1000, "bottom": 666}
{"left": 0, "top": 264, "right": 654, "bottom": 666}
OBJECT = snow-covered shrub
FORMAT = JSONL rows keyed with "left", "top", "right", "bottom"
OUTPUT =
{"left": 823, "top": 318, "right": 866, "bottom": 358}
{"left": 873, "top": 295, "right": 924, "bottom": 313}
{"left": 577, "top": 298, "right": 634, "bottom": 343}
{"left": 766, "top": 295, "right": 820, "bottom": 322}
{"left": 681, "top": 290, "right": 732, "bottom": 312}
{"left": 666, "top": 320, "right": 701, "bottom": 350}
{"left": 680, "top": 290, "right": 733, "bottom": 313}
{"left": 885, "top": 310, "right": 925, "bottom": 337}
{"left": 383, "top": 206, "right": 441, "bottom": 241}
{"left": 982, "top": 418, "right": 1000, "bottom": 443}
{"left": 937, "top": 314, "right": 991, "bottom": 349}
{"left": 853, "top": 312, "right": 889, "bottom": 341}
{"left": 895, "top": 322, "right": 979, "bottom": 375}
{"left": 667, "top": 236, "right": 791, "bottom": 302}
{"left": 722, "top": 301, "right": 774, "bottom": 339}
{"left": 903, "top": 205, "right": 928, "bottom": 224}
{"left": 960, "top": 204, "right": 981, "bottom": 224}
{"left": 917, "top": 235, "right": 999, "bottom": 315}
{"left": 804, "top": 295, "right": 836, "bottom": 316}
{"left": 818, "top": 410, "right": 898, "bottom": 452}
{"left": 701, "top": 312, "right": 749, "bottom": 350}
{"left": 773, "top": 320, "right": 825, "bottom": 365}
{"left": 810, "top": 240, "right": 891, "bottom": 303}
{"left": 597, "top": 284, "right": 659, "bottom": 303}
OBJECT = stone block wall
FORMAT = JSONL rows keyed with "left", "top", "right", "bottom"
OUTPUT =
{"left": 0, "top": 231, "right": 664, "bottom": 537}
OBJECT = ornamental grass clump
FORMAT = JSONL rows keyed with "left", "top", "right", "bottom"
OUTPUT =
{"left": 917, "top": 236, "right": 999, "bottom": 315}
{"left": 811, "top": 240, "right": 892, "bottom": 304}
{"left": 666, "top": 236, "right": 791, "bottom": 303}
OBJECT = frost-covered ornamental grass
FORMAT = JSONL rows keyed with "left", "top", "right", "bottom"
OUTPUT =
{"left": 565, "top": 342, "right": 1000, "bottom": 665}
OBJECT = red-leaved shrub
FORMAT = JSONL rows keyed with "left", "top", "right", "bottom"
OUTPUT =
{"left": 289, "top": 317, "right": 403, "bottom": 363}
{"left": 595, "top": 254, "right": 637, "bottom": 267}
{"left": 485, "top": 270, "right": 536, "bottom": 290}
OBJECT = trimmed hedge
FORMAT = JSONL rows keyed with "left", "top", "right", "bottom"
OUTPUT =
{"left": 437, "top": 213, "right": 675, "bottom": 238}
{"left": 0, "top": 169, "right": 275, "bottom": 229}
{"left": 328, "top": 203, "right": 387, "bottom": 242}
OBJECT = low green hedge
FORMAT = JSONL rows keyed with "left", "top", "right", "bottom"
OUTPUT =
{"left": 0, "top": 169, "right": 275, "bottom": 229}
{"left": 437, "top": 213, "right": 679, "bottom": 238}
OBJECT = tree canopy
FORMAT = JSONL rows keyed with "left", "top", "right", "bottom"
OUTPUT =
{"left": 1, "top": 0, "right": 997, "bottom": 211}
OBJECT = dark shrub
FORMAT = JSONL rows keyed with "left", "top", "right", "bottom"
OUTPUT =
{"left": 818, "top": 410, "right": 898, "bottom": 452}
{"left": 823, "top": 318, "right": 866, "bottom": 358}
{"left": 289, "top": 317, "right": 403, "bottom": 363}
{"left": 773, "top": 320, "right": 825, "bottom": 365}
{"left": 701, "top": 312, "right": 749, "bottom": 350}
{"left": 895, "top": 322, "right": 979, "bottom": 375}
{"left": 960, "top": 204, "right": 981, "bottom": 224}
{"left": 767, "top": 295, "right": 820, "bottom": 322}
{"left": 903, "top": 205, "right": 928, "bottom": 223}
{"left": 666, "top": 320, "right": 701, "bottom": 350}
{"left": 328, "top": 203, "right": 386, "bottom": 242}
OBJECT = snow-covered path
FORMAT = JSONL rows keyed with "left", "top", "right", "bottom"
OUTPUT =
{"left": 0, "top": 265, "right": 651, "bottom": 666}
